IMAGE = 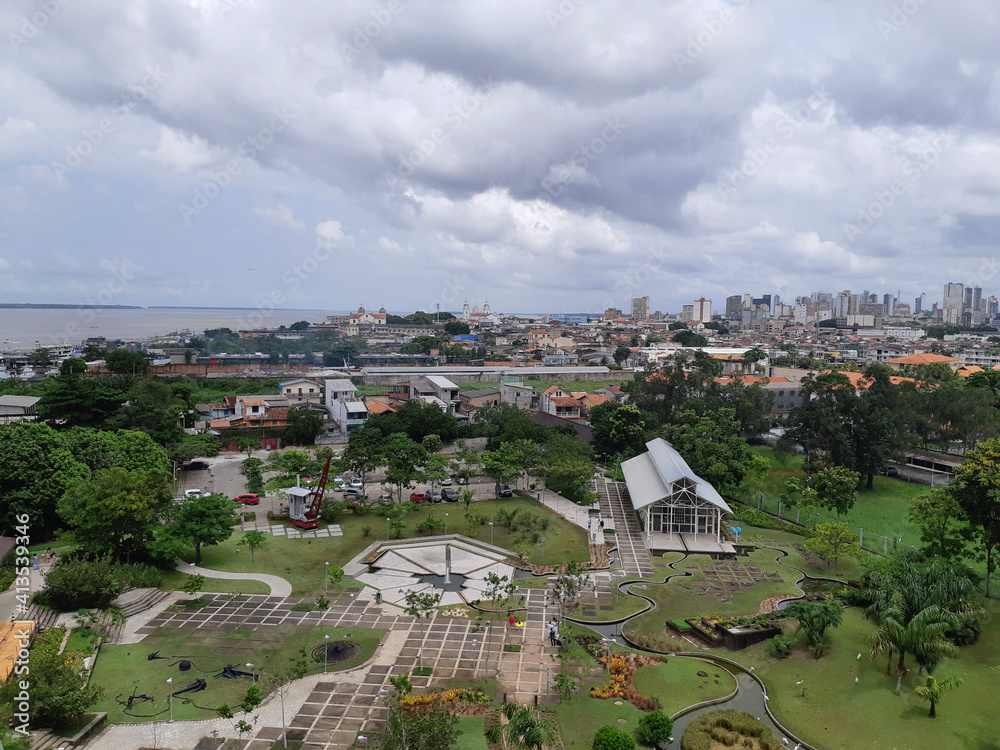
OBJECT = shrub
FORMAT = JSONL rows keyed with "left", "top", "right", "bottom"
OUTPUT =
{"left": 728, "top": 503, "right": 808, "bottom": 536}
{"left": 593, "top": 724, "right": 637, "bottom": 750}
{"left": 38, "top": 557, "right": 125, "bottom": 610}
{"left": 623, "top": 631, "right": 681, "bottom": 653}
{"left": 768, "top": 634, "right": 795, "bottom": 659}
{"left": 361, "top": 525, "right": 372, "bottom": 538}
{"left": 681, "top": 710, "right": 781, "bottom": 750}
{"left": 636, "top": 711, "right": 673, "bottom": 746}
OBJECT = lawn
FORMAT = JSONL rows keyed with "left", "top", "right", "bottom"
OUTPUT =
{"left": 63, "top": 626, "right": 99, "bottom": 657}
{"left": 741, "top": 447, "right": 927, "bottom": 549}
{"left": 552, "top": 657, "right": 733, "bottom": 748}
{"left": 736, "top": 606, "right": 1000, "bottom": 750}
{"left": 160, "top": 569, "right": 271, "bottom": 596}
{"left": 174, "top": 497, "right": 589, "bottom": 597}
{"left": 89, "top": 624, "right": 383, "bottom": 724}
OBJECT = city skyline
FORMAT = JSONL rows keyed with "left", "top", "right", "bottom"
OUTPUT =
{"left": 2, "top": 1, "right": 1000, "bottom": 315}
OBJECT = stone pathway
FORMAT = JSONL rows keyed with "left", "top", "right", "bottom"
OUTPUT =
{"left": 176, "top": 562, "right": 294, "bottom": 598}
{"left": 595, "top": 477, "right": 654, "bottom": 577}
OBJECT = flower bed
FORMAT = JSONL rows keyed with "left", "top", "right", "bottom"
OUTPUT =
{"left": 400, "top": 688, "right": 493, "bottom": 715}
{"left": 683, "top": 614, "right": 783, "bottom": 651}
{"left": 578, "top": 637, "right": 663, "bottom": 711}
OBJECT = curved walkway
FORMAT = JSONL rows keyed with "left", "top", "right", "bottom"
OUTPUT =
{"left": 175, "top": 562, "right": 293, "bottom": 598}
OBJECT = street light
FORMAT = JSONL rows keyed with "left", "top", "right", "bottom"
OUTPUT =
{"left": 378, "top": 688, "right": 390, "bottom": 726}
{"left": 167, "top": 677, "right": 173, "bottom": 722}
{"left": 489, "top": 521, "right": 494, "bottom": 545}
{"left": 386, "top": 516, "right": 391, "bottom": 541}
{"left": 246, "top": 663, "right": 256, "bottom": 682}
{"left": 445, "top": 512, "right": 449, "bottom": 534}
{"left": 324, "top": 634, "right": 330, "bottom": 673}
{"left": 324, "top": 561, "right": 330, "bottom": 595}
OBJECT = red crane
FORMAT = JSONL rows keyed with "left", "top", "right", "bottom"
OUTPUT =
{"left": 288, "top": 456, "right": 332, "bottom": 530}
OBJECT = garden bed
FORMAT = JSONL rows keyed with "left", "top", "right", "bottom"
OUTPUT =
{"left": 682, "top": 615, "right": 782, "bottom": 651}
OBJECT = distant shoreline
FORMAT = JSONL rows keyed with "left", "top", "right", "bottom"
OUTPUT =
{"left": 0, "top": 303, "right": 143, "bottom": 309}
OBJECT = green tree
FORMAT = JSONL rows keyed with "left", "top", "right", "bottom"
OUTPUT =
{"left": 63, "top": 427, "right": 171, "bottom": 474}
{"left": 914, "top": 673, "right": 964, "bottom": 719}
{"left": 592, "top": 724, "right": 636, "bottom": 750}
{"left": 810, "top": 466, "right": 861, "bottom": 520}
{"left": 35, "top": 370, "right": 124, "bottom": 428}
{"left": 444, "top": 320, "right": 471, "bottom": 335}
{"left": 786, "top": 600, "right": 843, "bottom": 657}
{"left": 482, "top": 440, "right": 534, "bottom": 496}
{"left": 612, "top": 345, "right": 632, "bottom": 366}
{"left": 163, "top": 493, "right": 238, "bottom": 564}
{"left": 181, "top": 573, "right": 206, "bottom": 601}
{"left": 908, "top": 490, "right": 967, "bottom": 560}
{"left": 0, "top": 627, "right": 103, "bottom": 730}
{"left": 402, "top": 589, "right": 441, "bottom": 671}
{"left": 607, "top": 404, "right": 649, "bottom": 456}
{"left": 804, "top": 522, "right": 861, "bottom": 572}
{"left": 867, "top": 604, "right": 959, "bottom": 695}
{"left": 660, "top": 409, "right": 769, "bottom": 494}
{"left": 486, "top": 702, "right": 557, "bottom": 750}
{"left": 113, "top": 377, "right": 184, "bottom": 446}
{"left": 0, "top": 422, "right": 90, "bottom": 539}
{"left": 58, "top": 467, "right": 172, "bottom": 563}
{"left": 104, "top": 349, "right": 151, "bottom": 374}
{"left": 377, "top": 700, "right": 460, "bottom": 750}
{"left": 383, "top": 433, "right": 427, "bottom": 502}
{"left": 283, "top": 407, "right": 324, "bottom": 446}
{"left": 635, "top": 710, "right": 673, "bottom": 746}
{"left": 549, "top": 561, "right": 591, "bottom": 620}
{"left": 671, "top": 330, "right": 707, "bottom": 347}
{"left": 947, "top": 438, "right": 1000, "bottom": 596}
{"left": 341, "top": 427, "right": 385, "bottom": 488}
{"left": 239, "top": 530, "right": 267, "bottom": 564}
{"left": 236, "top": 437, "right": 259, "bottom": 458}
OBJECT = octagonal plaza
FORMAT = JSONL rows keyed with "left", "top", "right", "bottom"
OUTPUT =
{"left": 345, "top": 535, "right": 518, "bottom": 607}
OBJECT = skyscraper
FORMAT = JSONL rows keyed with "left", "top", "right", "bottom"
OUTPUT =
{"left": 943, "top": 282, "right": 964, "bottom": 325}
{"left": 725, "top": 295, "right": 743, "bottom": 321}
{"left": 630, "top": 296, "right": 650, "bottom": 321}
{"left": 693, "top": 298, "right": 712, "bottom": 323}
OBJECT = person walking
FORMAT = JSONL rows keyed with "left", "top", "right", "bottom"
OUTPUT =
{"left": 553, "top": 621, "right": 561, "bottom": 649}
{"left": 547, "top": 619, "right": 557, "bottom": 646}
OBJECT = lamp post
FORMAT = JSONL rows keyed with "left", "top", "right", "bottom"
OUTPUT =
{"left": 445, "top": 512, "right": 449, "bottom": 534}
{"left": 489, "top": 521, "right": 494, "bottom": 545}
{"left": 386, "top": 517, "right": 391, "bottom": 541}
{"left": 324, "top": 561, "right": 329, "bottom": 595}
{"left": 246, "top": 663, "right": 255, "bottom": 682}
{"left": 167, "top": 677, "right": 173, "bottom": 722}
{"left": 324, "top": 634, "right": 330, "bottom": 673}
{"left": 378, "top": 688, "right": 390, "bottom": 726}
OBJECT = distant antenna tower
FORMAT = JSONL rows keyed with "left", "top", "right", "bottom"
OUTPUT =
{"left": 436, "top": 303, "right": 440, "bottom": 322}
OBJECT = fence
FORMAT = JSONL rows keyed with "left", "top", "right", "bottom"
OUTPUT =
{"left": 731, "top": 493, "right": 918, "bottom": 558}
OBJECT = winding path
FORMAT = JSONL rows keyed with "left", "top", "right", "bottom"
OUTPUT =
{"left": 175, "top": 562, "right": 293, "bottom": 597}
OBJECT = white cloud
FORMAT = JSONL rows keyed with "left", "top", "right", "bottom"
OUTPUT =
{"left": 137, "top": 126, "right": 216, "bottom": 173}
{"left": 254, "top": 204, "right": 306, "bottom": 232}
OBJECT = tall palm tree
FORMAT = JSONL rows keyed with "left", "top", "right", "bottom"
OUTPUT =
{"left": 914, "top": 674, "right": 964, "bottom": 718}
{"left": 867, "top": 604, "right": 959, "bottom": 695}
{"left": 485, "top": 702, "right": 557, "bottom": 750}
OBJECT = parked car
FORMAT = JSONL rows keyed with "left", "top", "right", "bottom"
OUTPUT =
{"left": 333, "top": 476, "right": 345, "bottom": 486}
{"left": 378, "top": 492, "right": 393, "bottom": 505}
{"left": 184, "top": 489, "right": 207, "bottom": 499}
{"left": 183, "top": 460, "right": 209, "bottom": 471}
{"left": 233, "top": 493, "right": 260, "bottom": 505}
{"left": 409, "top": 492, "right": 427, "bottom": 503}
{"left": 455, "top": 476, "right": 469, "bottom": 485}
{"left": 342, "top": 488, "right": 366, "bottom": 500}
{"left": 440, "top": 477, "right": 453, "bottom": 486}
{"left": 498, "top": 485, "right": 513, "bottom": 497}
{"left": 877, "top": 466, "right": 899, "bottom": 477}
{"left": 348, "top": 479, "right": 363, "bottom": 489}
{"left": 427, "top": 490, "right": 443, "bottom": 503}
{"left": 441, "top": 488, "right": 459, "bottom": 502}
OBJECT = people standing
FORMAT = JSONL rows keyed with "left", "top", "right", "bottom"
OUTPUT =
{"left": 547, "top": 619, "right": 557, "bottom": 646}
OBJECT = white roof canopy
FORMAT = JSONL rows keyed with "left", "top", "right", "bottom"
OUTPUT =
{"left": 621, "top": 438, "right": 731, "bottom": 514}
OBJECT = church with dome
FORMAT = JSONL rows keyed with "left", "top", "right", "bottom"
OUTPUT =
{"left": 348, "top": 304, "right": 387, "bottom": 325}
{"left": 461, "top": 299, "right": 501, "bottom": 326}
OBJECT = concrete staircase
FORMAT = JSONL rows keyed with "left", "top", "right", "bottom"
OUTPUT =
{"left": 106, "top": 588, "right": 172, "bottom": 643}
{"left": 22, "top": 603, "right": 58, "bottom": 633}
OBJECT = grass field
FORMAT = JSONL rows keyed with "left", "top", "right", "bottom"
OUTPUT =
{"left": 173, "top": 497, "right": 589, "bottom": 597}
{"left": 740, "top": 448, "right": 927, "bottom": 549}
{"left": 159, "top": 569, "right": 271, "bottom": 596}
{"left": 734, "top": 604, "right": 1000, "bottom": 750}
{"left": 552, "top": 657, "right": 735, "bottom": 748}
{"left": 90, "top": 625, "right": 382, "bottom": 724}
{"left": 453, "top": 716, "right": 489, "bottom": 749}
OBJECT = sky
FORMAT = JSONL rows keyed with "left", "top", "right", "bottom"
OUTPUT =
{"left": 2, "top": 0, "right": 1000, "bottom": 316}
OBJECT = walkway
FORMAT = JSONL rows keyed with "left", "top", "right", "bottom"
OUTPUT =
{"left": 175, "top": 562, "right": 293, "bottom": 598}
{"left": 594, "top": 477, "right": 654, "bottom": 577}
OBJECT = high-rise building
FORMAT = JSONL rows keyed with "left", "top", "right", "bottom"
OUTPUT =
{"left": 693, "top": 298, "right": 712, "bottom": 323}
{"left": 915, "top": 293, "right": 927, "bottom": 314}
{"left": 725, "top": 295, "right": 743, "bottom": 321}
{"left": 604, "top": 307, "right": 622, "bottom": 320}
{"left": 630, "top": 296, "right": 650, "bottom": 321}
{"left": 943, "top": 282, "right": 964, "bottom": 325}
{"left": 678, "top": 304, "right": 694, "bottom": 323}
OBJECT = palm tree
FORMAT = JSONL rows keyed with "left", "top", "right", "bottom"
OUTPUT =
{"left": 485, "top": 702, "right": 557, "bottom": 750}
{"left": 914, "top": 674, "right": 964, "bottom": 718}
{"left": 867, "top": 604, "right": 959, "bottom": 695}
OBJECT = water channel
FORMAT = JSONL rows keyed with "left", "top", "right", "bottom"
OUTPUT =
{"left": 564, "top": 546, "right": 839, "bottom": 749}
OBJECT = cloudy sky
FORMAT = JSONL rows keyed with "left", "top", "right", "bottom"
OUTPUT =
{"left": 2, "top": 0, "right": 999, "bottom": 316}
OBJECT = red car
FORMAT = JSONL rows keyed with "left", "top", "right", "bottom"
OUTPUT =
{"left": 233, "top": 493, "right": 260, "bottom": 505}
{"left": 409, "top": 492, "right": 427, "bottom": 503}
